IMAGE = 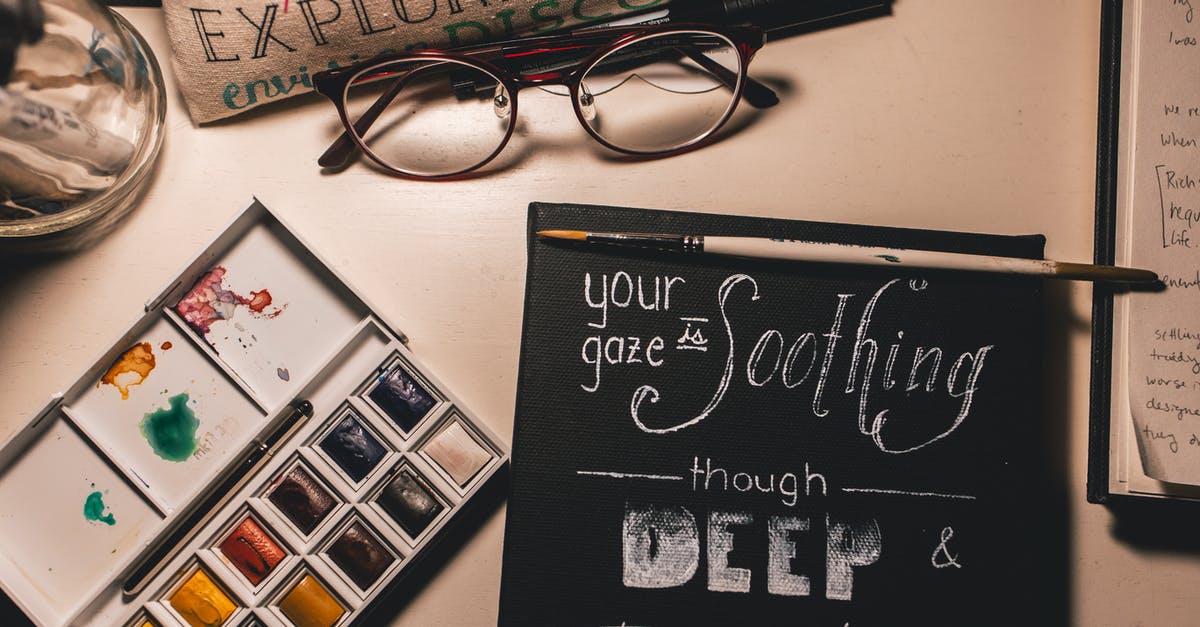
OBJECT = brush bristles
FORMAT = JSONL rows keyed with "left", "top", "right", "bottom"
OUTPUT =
{"left": 537, "top": 230, "right": 588, "bottom": 241}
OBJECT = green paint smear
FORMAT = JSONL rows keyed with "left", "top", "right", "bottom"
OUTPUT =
{"left": 876, "top": 254, "right": 902, "bottom": 263}
{"left": 140, "top": 392, "right": 200, "bottom": 462}
{"left": 83, "top": 491, "right": 115, "bottom": 526}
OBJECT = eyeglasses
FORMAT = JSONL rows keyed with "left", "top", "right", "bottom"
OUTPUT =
{"left": 312, "top": 23, "right": 777, "bottom": 179}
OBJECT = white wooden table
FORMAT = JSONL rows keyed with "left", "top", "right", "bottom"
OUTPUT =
{"left": 0, "top": 4, "right": 1188, "bottom": 625}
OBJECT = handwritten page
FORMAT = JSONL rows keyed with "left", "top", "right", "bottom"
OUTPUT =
{"left": 1125, "top": 0, "right": 1200, "bottom": 482}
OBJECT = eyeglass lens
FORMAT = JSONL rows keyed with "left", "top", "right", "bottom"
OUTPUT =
{"left": 579, "top": 31, "right": 742, "bottom": 154}
{"left": 344, "top": 58, "right": 512, "bottom": 177}
{"left": 341, "top": 31, "right": 743, "bottom": 177}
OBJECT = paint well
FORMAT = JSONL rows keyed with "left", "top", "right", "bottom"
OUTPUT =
{"left": 169, "top": 568, "right": 238, "bottom": 627}
{"left": 171, "top": 224, "right": 364, "bottom": 409}
{"left": 218, "top": 517, "right": 287, "bottom": 586}
{"left": 326, "top": 521, "right": 395, "bottom": 589}
{"left": 70, "top": 318, "right": 265, "bottom": 513}
{"left": 0, "top": 418, "right": 162, "bottom": 621}
{"left": 139, "top": 393, "right": 200, "bottom": 462}
{"left": 277, "top": 574, "right": 344, "bottom": 627}
{"left": 100, "top": 342, "right": 156, "bottom": 400}
{"left": 376, "top": 468, "right": 443, "bottom": 538}
{"left": 423, "top": 420, "right": 493, "bottom": 487}
{"left": 367, "top": 365, "right": 435, "bottom": 433}
{"left": 319, "top": 413, "right": 387, "bottom": 482}
{"left": 268, "top": 466, "right": 337, "bottom": 535}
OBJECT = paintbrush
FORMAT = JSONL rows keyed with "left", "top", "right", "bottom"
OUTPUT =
{"left": 537, "top": 230, "right": 1159, "bottom": 284}
{"left": 122, "top": 399, "right": 314, "bottom": 597}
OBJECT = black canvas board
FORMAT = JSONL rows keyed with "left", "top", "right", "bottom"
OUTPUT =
{"left": 500, "top": 202, "right": 1051, "bottom": 626}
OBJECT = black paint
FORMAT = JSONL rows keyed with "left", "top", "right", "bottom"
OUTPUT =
{"left": 377, "top": 468, "right": 443, "bottom": 538}
{"left": 368, "top": 364, "right": 436, "bottom": 432}
{"left": 320, "top": 413, "right": 388, "bottom": 482}
{"left": 327, "top": 521, "right": 396, "bottom": 589}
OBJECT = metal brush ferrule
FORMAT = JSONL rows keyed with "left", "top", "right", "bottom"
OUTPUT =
{"left": 682, "top": 235, "right": 704, "bottom": 253}
{"left": 586, "top": 232, "right": 691, "bottom": 252}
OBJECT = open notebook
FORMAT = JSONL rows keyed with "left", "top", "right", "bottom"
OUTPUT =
{"left": 1091, "top": 0, "right": 1200, "bottom": 501}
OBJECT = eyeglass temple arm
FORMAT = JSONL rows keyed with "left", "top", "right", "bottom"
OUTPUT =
{"left": 676, "top": 45, "right": 778, "bottom": 108}
{"left": 318, "top": 73, "right": 410, "bottom": 168}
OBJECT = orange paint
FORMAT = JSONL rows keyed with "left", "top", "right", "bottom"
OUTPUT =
{"left": 248, "top": 289, "right": 285, "bottom": 318}
{"left": 247, "top": 289, "right": 272, "bottom": 313}
{"left": 161, "top": 341, "right": 173, "bottom": 350}
{"left": 100, "top": 342, "right": 156, "bottom": 400}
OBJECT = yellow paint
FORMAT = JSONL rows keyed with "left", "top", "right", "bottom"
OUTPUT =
{"left": 100, "top": 342, "right": 156, "bottom": 400}
{"left": 169, "top": 568, "right": 238, "bottom": 627}
{"left": 278, "top": 574, "right": 344, "bottom": 627}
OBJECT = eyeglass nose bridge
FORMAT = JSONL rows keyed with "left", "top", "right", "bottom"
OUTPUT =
{"left": 512, "top": 70, "right": 574, "bottom": 88}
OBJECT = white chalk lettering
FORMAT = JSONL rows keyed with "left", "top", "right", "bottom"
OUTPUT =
{"left": 612, "top": 271, "right": 634, "bottom": 308}
{"left": 871, "top": 345, "right": 993, "bottom": 454}
{"left": 707, "top": 510, "right": 753, "bottom": 593}
{"left": 621, "top": 275, "right": 995, "bottom": 455}
{"left": 581, "top": 334, "right": 667, "bottom": 392}
{"left": 768, "top": 515, "right": 812, "bottom": 596}
{"left": 584, "top": 272, "right": 608, "bottom": 329}
{"left": 689, "top": 457, "right": 823, "bottom": 506}
{"left": 630, "top": 274, "right": 756, "bottom": 434}
{"left": 584, "top": 271, "right": 685, "bottom": 329}
{"left": 826, "top": 515, "right": 882, "bottom": 601}
{"left": 748, "top": 329, "right": 784, "bottom": 387}
{"left": 620, "top": 504, "right": 883, "bottom": 599}
{"left": 622, "top": 503, "right": 699, "bottom": 589}
{"left": 814, "top": 294, "right": 853, "bottom": 418}
{"left": 782, "top": 332, "right": 819, "bottom": 389}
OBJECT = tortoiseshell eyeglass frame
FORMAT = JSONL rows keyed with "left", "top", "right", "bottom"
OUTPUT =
{"left": 311, "top": 23, "right": 777, "bottom": 179}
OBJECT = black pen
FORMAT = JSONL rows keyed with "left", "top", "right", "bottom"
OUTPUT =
{"left": 121, "top": 399, "right": 315, "bottom": 597}
{"left": 595, "top": 0, "right": 893, "bottom": 33}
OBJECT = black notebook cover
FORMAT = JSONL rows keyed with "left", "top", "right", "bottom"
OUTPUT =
{"left": 500, "top": 202, "right": 1057, "bottom": 626}
{"left": 1087, "top": 0, "right": 1124, "bottom": 505}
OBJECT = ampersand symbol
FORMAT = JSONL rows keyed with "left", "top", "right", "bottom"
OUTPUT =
{"left": 931, "top": 526, "right": 962, "bottom": 569}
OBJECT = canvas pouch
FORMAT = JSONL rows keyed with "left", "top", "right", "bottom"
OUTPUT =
{"left": 161, "top": 0, "right": 668, "bottom": 124}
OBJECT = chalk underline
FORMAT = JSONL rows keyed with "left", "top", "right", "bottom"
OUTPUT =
{"left": 576, "top": 470, "right": 685, "bottom": 481}
{"left": 841, "top": 487, "right": 976, "bottom": 500}
{"left": 575, "top": 472, "right": 974, "bottom": 500}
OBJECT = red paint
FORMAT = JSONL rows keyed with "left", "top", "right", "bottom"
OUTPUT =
{"left": 174, "top": 266, "right": 286, "bottom": 337}
{"left": 219, "top": 517, "right": 287, "bottom": 585}
{"left": 247, "top": 289, "right": 273, "bottom": 313}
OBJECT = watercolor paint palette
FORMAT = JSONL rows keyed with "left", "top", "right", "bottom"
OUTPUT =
{"left": 0, "top": 200, "right": 507, "bottom": 626}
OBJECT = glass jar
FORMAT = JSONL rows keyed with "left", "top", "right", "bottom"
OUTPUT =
{"left": 0, "top": 0, "right": 165, "bottom": 254}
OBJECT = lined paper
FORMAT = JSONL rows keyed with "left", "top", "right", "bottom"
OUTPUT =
{"left": 1126, "top": 0, "right": 1200, "bottom": 482}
